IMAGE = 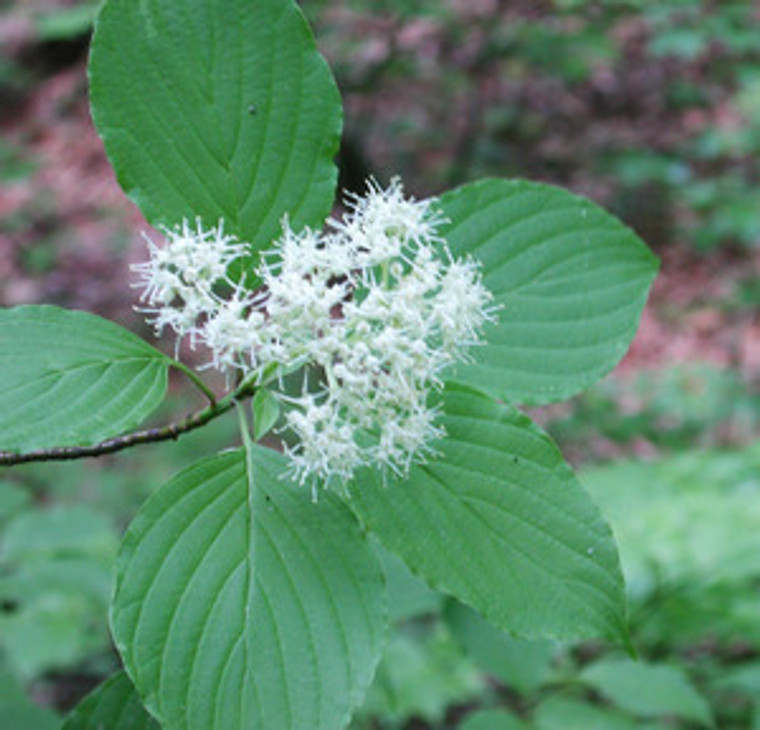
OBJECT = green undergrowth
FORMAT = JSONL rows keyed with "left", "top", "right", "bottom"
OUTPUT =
{"left": 3, "top": 395, "right": 760, "bottom": 728}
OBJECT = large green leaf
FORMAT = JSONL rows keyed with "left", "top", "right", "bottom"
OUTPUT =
{"left": 112, "top": 448, "right": 386, "bottom": 730}
{"left": 89, "top": 0, "right": 342, "bottom": 254}
{"left": 348, "top": 385, "right": 627, "bottom": 644}
{"left": 0, "top": 306, "right": 169, "bottom": 452}
{"left": 439, "top": 179, "right": 658, "bottom": 405}
{"left": 63, "top": 670, "right": 158, "bottom": 730}
{"left": 580, "top": 660, "right": 713, "bottom": 727}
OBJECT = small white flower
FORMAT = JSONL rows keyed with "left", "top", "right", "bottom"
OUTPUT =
{"left": 375, "top": 405, "right": 444, "bottom": 476}
{"left": 132, "top": 180, "right": 495, "bottom": 488}
{"left": 432, "top": 257, "right": 494, "bottom": 355}
{"left": 131, "top": 218, "right": 247, "bottom": 342}
{"left": 200, "top": 290, "right": 262, "bottom": 373}
{"left": 282, "top": 394, "right": 364, "bottom": 491}
{"left": 329, "top": 177, "right": 446, "bottom": 269}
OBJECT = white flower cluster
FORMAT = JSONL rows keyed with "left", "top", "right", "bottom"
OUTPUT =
{"left": 132, "top": 179, "right": 494, "bottom": 487}
{"left": 131, "top": 218, "right": 247, "bottom": 353}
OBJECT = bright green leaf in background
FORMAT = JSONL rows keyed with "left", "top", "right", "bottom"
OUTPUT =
{"left": 0, "top": 570, "right": 112, "bottom": 679}
{"left": 583, "top": 444, "right": 760, "bottom": 593}
{"left": 0, "top": 306, "right": 169, "bottom": 453}
{"left": 112, "top": 449, "right": 386, "bottom": 730}
{"left": 459, "top": 708, "right": 529, "bottom": 730}
{"left": 581, "top": 659, "right": 713, "bottom": 727}
{"left": 89, "top": 0, "right": 342, "bottom": 257}
{"left": 445, "top": 600, "right": 556, "bottom": 694}
{"left": 0, "top": 505, "right": 118, "bottom": 679}
{"left": 439, "top": 179, "right": 658, "bottom": 405}
{"left": 63, "top": 670, "right": 159, "bottom": 730}
{"left": 355, "top": 625, "right": 483, "bottom": 727}
{"left": 349, "top": 385, "right": 628, "bottom": 644}
{"left": 0, "top": 481, "right": 31, "bottom": 522}
{"left": 35, "top": 1, "right": 100, "bottom": 42}
{"left": 534, "top": 696, "right": 639, "bottom": 730}
{"left": 2, "top": 505, "right": 118, "bottom": 563}
{"left": 580, "top": 444, "right": 760, "bottom": 648}
{"left": 380, "top": 546, "right": 441, "bottom": 623}
{"left": 0, "top": 664, "right": 60, "bottom": 730}
{"left": 1, "top": 593, "right": 103, "bottom": 679}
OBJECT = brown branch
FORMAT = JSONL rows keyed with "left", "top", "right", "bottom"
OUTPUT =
{"left": 0, "top": 387, "right": 252, "bottom": 467}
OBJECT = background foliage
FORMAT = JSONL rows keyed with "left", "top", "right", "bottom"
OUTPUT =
{"left": 1, "top": 0, "right": 759, "bottom": 728}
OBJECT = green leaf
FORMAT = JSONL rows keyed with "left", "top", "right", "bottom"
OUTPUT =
{"left": 35, "top": 3, "right": 98, "bottom": 42}
{"left": 1, "top": 507, "right": 116, "bottom": 679}
{"left": 713, "top": 661, "right": 760, "bottom": 695}
{"left": 582, "top": 445, "right": 760, "bottom": 592}
{"left": 63, "top": 671, "right": 158, "bottom": 730}
{"left": 2, "top": 591, "right": 108, "bottom": 679}
{"left": 534, "top": 697, "right": 638, "bottom": 730}
{"left": 357, "top": 627, "right": 483, "bottom": 726}
{"left": 0, "top": 482, "right": 31, "bottom": 523}
{"left": 2, "top": 505, "right": 118, "bottom": 563}
{"left": 0, "top": 663, "right": 60, "bottom": 730}
{"left": 460, "top": 709, "right": 529, "bottom": 730}
{"left": 112, "top": 448, "right": 386, "bottom": 730}
{"left": 0, "top": 557, "right": 114, "bottom": 607}
{"left": 89, "top": 0, "right": 342, "bottom": 256}
{"left": 439, "top": 179, "right": 658, "bottom": 405}
{"left": 252, "top": 388, "right": 281, "bottom": 440}
{"left": 445, "top": 600, "right": 556, "bottom": 693}
{"left": 348, "top": 385, "right": 627, "bottom": 644}
{"left": 381, "top": 544, "right": 441, "bottom": 623}
{"left": 580, "top": 659, "right": 713, "bottom": 727}
{"left": 0, "top": 306, "right": 169, "bottom": 452}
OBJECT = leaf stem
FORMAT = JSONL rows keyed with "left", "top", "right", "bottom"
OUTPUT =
{"left": 235, "top": 399, "right": 255, "bottom": 453}
{"left": 171, "top": 360, "right": 218, "bottom": 405}
{"left": 0, "top": 380, "right": 257, "bottom": 467}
